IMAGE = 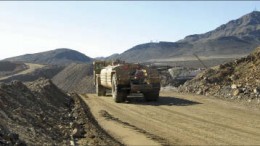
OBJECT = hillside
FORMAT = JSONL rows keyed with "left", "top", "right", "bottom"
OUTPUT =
{"left": 0, "top": 61, "right": 28, "bottom": 77}
{"left": 4, "top": 48, "right": 92, "bottom": 65}
{"left": 109, "top": 11, "right": 260, "bottom": 62}
{"left": 0, "top": 65, "right": 64, "bottom": 83}
{"left": 52, "top": 63, "right": 95, "bottom": 93}
{"left": 179, "top": 46, "right": 260, "bottom": 103}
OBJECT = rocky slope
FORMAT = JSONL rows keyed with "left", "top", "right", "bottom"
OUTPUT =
{"left": 0, "top": 78, "right": 120, "bottom": 145}
{"left": 108, "top": 11, "right": 260, "bottom": 62}
{"left": 179, "top": 46, "right": 260, "bottom": 104}
{"left": 4, "top": 48, "right": 92, "bottom": 65}
{"left": 0, "top": 79, "right": 72, "bottom": 145}
{"left": 52, "top": 63, "right": 95, "bottom": 93}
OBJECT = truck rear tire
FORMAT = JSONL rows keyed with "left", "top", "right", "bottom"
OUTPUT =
{"left": 96, "top": 77, "right": 106, "bottom": 96}
{"left": 143, "top": 91, "right": 159, "bottom": 101}
{"left": 112, "top": 74, "right": 126, "bottom": 103}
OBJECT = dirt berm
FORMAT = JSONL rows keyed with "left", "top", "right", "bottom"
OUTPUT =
{"left": 179, "top": 46, "right": 260, "bottom": 104}
{"left": 0, "top": 78, "right": 120, "bottom": 145}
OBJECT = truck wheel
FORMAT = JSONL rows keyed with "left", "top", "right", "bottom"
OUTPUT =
{"left": 112, "top": 74, "right": 126, "bottom": 103}
{"left": 96, "top": 77, "right": 106, "bottom": 96}
{"left": 143, "top": 91, "right": 159, "bottom": 101}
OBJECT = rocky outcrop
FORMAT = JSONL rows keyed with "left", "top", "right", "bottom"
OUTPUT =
{"left": 179, "top": 47, "right": 260, "bottom": 104}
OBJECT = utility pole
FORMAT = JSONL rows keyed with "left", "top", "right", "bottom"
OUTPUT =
{"left": 193, "top": 53, "right": 208, "bottom": 69}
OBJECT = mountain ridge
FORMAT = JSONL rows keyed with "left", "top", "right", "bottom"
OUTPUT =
{"left": 4, "top": 48, "right": 93, "bottom": 65}
{"left": 107, "top": 11, "right": 260, "bottom": 62}
{"left": 3, "top": 11, "right": 260, "bottom": 64}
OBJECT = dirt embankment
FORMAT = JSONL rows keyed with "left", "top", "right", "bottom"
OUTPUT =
{"left": 0, "top": 78, "right": 120, "bottom": 145}
{"left": 0, "top": 78, "right": 72, "bottom": 145}
{"left": 179, "top": 46, "right": 260, "bottom": 104}
{"left": 52, "top": 63, "right": 95, "bottom": 94}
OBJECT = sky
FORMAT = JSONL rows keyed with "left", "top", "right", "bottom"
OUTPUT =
{"left": 0, "top": 1, "right": 259, "bottom": 59}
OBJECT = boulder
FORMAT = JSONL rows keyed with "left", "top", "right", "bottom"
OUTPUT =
{"left": 233, "top": 89, "right": 240, "bottom": 96}
{"left": 231, "top": 84, "right": 237, "bottom": 89}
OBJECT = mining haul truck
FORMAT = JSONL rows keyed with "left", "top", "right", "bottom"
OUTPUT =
{"left": 93, "top": 60, "right": 161, "bottom": 103}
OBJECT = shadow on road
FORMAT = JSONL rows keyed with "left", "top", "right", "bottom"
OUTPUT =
{"left": 125, "top": 95, "right": 201, "bottom": 106}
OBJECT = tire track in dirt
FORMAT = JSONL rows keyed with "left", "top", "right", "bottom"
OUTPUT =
{"left": 160, "top": 106, "right": 260, "bottom": 137}
{"left": 92, "top": 96, "right": 231, "bottom": 145}
{"left": 82, "top": 93, "right": 260, "bottom": 145}
{"left": 93, "top": 96, "right": 215, "bottom": 144}
{"left": 83, "top": 95, "right": 217, "bottom": 145}
{"left": 139, "top": 104, "right": 260, "bottom": 144}
{"left": 80, "top": 94, "right": 163, "bottom": 146}
{"left": 99, "top": 110, "right": 169, "bottom": 145}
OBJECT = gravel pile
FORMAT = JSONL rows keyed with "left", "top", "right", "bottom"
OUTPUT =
{"left": 52, "top": 63, "right": 95, "bottom": 94}
{"left": 179, "top": 47, "right": 260, "bottom": 104}
{"left": 0, "top": 78, "right": 72, "bottom": 145}
{"left": 0, "top": 78, "right": 120, "bottom": 145}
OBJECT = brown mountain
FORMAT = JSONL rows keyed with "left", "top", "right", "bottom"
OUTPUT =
{"left": 4, "top": 48, "right": 92, "bottom": 65}
{"left": 109, "top": 11, "right": 260, "bottom": 62}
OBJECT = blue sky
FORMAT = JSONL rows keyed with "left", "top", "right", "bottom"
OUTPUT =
{"left": 0, "top": 1, "right": 259, "bottom": 59}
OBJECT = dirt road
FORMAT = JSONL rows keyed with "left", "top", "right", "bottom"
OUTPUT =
{"left": 0, "top": 63, "right": 45, "bottom": 81}
{"left": 80, "top": 91, "right": 260, "bottom": 145}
